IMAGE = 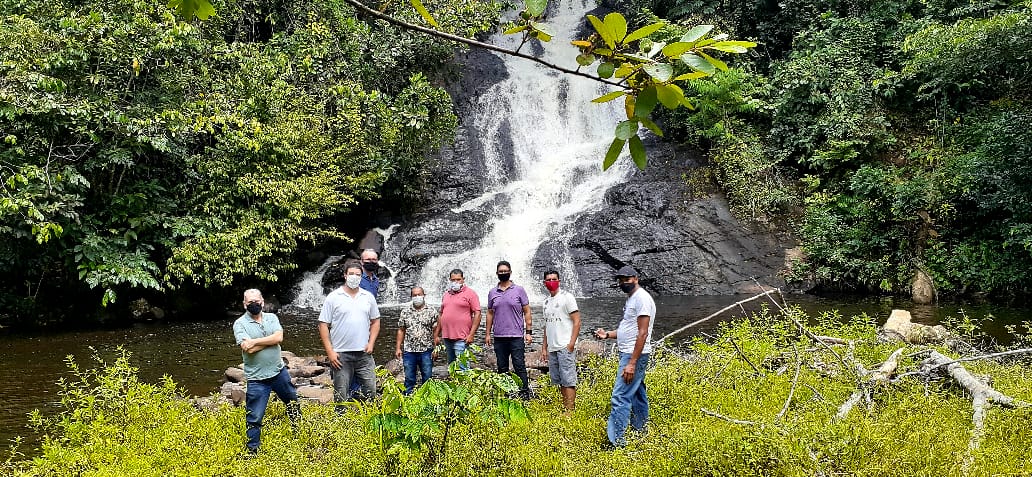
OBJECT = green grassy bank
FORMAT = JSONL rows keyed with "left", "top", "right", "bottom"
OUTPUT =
{"left": 5, "top": 309, "right": 1032, "bottom": 476}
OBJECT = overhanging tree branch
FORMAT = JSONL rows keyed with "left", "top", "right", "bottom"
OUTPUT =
{"left": 338, "top": 0, "right": 625, "bottom": 88}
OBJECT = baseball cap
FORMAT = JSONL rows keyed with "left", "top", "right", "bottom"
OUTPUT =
{"left": 614, "top": 265, "right": 639, "bottom": 278}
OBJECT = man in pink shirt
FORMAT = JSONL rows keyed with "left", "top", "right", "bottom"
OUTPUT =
{"left": 433, "top": 268, "right": 481, "bottom": 371}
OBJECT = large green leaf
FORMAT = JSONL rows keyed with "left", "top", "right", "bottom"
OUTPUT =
{"left": 681, "top": 53, "right": 716, "bottom": 74}
{"left": 592, "top": 90, "right": 625, "bottom": 103}
{"left": 629, "top": 135, "right": 646, "bottom": 170}
{"left": 633, "top": 86, "right": 659, "bottom": 118}
{"left": 168, "top": 0, "right": 215, "bottom": 20}
{"left": 623, "top": 22, "right": 665, "bottom": 44}
{"left": 643, "top": 63, "right": 673, "bottom": 82}
{"left": 503, "top": 24, "right": 528, "bottom": 35}
{"left": 661, "top": 42, "right": 694, "bottom": 58}
{"left": 409, "top": 0, "right": 440, "bottom": 28}
{"left": 655, "top": 83, "right": 685, "bottom": 109}
{"left": 681, "top": 25, "right": 714, "bottom": 43}
{"left": 639, "top": 117, "right": 664, "bottom": 137}
{"left": 604, "top": 12, "right": 628, "bottom": 43}
{"left": 699, "top": 51, "right": 728, "bottom": 71}
{"left": 525, "top": 0, "right": 547, "bottom": 17}
{"left": 529, "top": 21, "right": 553, "bottom": 36}
{"left": 615, "top": 120, "right": 638, "bottom": 140}
{"left": 709, "top": 40, "right": 757, "bottom": 53}
{"left": 597, "top": 62, "right": 615, "bottom": 78}
{"left": 603, "top": 138, "right": 625, "bottom": 170}
{"left": 587, "top": 15, "right": 616, "bottom": 49}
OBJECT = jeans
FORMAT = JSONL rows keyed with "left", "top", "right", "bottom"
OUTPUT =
{"left": 330, "top": 351, "right": 377, "bottom": 414}
{"left": 245, "top": 366, "right": 300, "bottom": 451}
{"left": 402, "top": 349, "right": 434, "bottom": 394}
{"left": 443, "top": 338, "right": 468, "bottom": 370}
{"left": 493, "top": 336, "right": 530, "bottom": 398}
{"left": 606, "top": 352, "right": 650, "bottom": 447}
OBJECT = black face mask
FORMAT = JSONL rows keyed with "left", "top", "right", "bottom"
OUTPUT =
{"left": 362, "top": 261, "right": 378, "bottom": 272}
{"left": 497, "top": 272, "right": 511, "bottom": 282}
{"left": 619, "top": 282, "right": 636, "bottom": 294}
{"left": 246, "top": 302, "right": 263, "bottom": 315}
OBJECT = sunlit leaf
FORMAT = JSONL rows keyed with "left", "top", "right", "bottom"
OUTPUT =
{"left": 504, "top": 25, "right": 528, "bottom": 35}
{"left": 168, "top": 0, "right": 215, "bottom": 20}
{"left": 587, "top": 15, "right": 616, "bottom": 49}
{"left": 614, "top": 63, "right": 634, "bottom": 78}
{"left": 656, "top": 83, "right": 685, "bottom": 109}
{"left": 525, "top": 0, "right": 547, "bottom": 17}
{"left": 604, "top": 12, "right": 628, "bottom": 43}
{"left": 661, "top": 42, "right": 693, "bottom": 58}
{"left": 629, "top": 135, "right": 647, "bottom": 170}
{"left": 409, "top": 0, "right": 439, "bottom": 27}
{"left": 615, "top": 120, "right": 638, "bottom": 140}
{"left": 623, "top": 22, "right": 664, "bottom": 44}
{"left": 681, "top": 53, "right": 716, "bottom": 74}
{"left": 673, "top": 71, "right": 708, "bottom": 81}
{"left": 576, "top": 53, "right": 595, "bottom": 66}
{"left": 634, "top": 85, "right": 659, "bottom": 118}
{"left": 699, "top": 51, "right": 728, "bottom": 71}
{"left": 603, "top": 138, "right": 625, "bottom": 170}
{"left": 643, "top": 63, "right": 673, "bottom": 82}
{"left": 535, "top": 31, "right": 552, "bottom": 42}
{"left": 624, "top": 94, "right": 635, "bottom": 119}
{"left": 681, "top": 25, "right": 714, "bottom": 43}
{"left": 571, "top": 40, "right": 593, "bottom": 47}
{"left": 592, "top": 90, "right": 625, "bottom": 102}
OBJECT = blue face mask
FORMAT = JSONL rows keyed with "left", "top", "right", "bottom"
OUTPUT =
{"left": 619, "top": 282, "right": 636, "bottom": 294}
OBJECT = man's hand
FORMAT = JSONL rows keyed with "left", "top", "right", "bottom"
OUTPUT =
{"left": 566, "top": 342, "right": 576, "bottom": 353}
{"left": 524, "top": 332, "right": 532, "bottom": 345}
{"left": 595, "top": 328, "right": 608, "bottom": 340}
{"left": 485, "top": 335, "right": 493, "bottom": 347}
{"left": 464, "top": 335, "right": 474, "bottom": 345}
{"left": 364, "top": 342, "right": 375, "bottom": 354}
{"left": 540, "top": 348, "right": 548, "bottom": 362}
{"left": 621, "top": 361, "right": 637, "bottom": 383}
{"left": 394, "top": 348, "right": 402, "bottom": 360}
{"left": 327, "top": 352, "right": 342, "bottom": 370}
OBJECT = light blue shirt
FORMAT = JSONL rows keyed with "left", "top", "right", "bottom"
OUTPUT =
{"left": 233, "top": 312, "right": 284, "bottom": 381}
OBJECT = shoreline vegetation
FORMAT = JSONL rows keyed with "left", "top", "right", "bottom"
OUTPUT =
{"left": 5, "top": 302, "right": 1032, "bottom": 476}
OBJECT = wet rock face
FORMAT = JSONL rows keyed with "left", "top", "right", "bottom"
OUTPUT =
{"left": 556, "top": 139, "right": 790, "bottom": 297}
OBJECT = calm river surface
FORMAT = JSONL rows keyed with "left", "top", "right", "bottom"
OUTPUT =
{"left": 2, "top": 293, "right": 1029, "bottom": 458}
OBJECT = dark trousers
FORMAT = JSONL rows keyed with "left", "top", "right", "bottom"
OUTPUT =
{"left": 402, "top": 349, "right": 434, "bottom": 394}
{"left": 245, "top": 367, "right": 300, "bottom": 451}
{"left": 493, "top": 336, "right": 530, "bottom": 398}
{"left": 331, "top": 351, "right": 377, "bottom": 414}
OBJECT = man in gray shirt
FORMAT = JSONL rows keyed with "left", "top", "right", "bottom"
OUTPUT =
{"left": 319, "top": 262, "right": 381, "bottom": 414}
{"left": 233, "top": 288, "right": 300, "bottom": 455}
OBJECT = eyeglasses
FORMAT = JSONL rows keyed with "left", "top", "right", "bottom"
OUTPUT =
{"left": 543, "top": 279, "right": 559, "bottom": 282}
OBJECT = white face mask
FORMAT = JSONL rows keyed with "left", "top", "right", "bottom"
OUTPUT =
{"left": 448, "top": 281, "right": 463, "bottom": 292}
{"left": 345, "top": 274, "right": 362, "bottom": 289}
{"left": 412, "top": 296, "right": 425, "bottom": 307}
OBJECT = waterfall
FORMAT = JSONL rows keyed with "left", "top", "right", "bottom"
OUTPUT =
{"left": 389, "top": 0, "right": 631, "bottom": 305}
{"left": 289, "top": 255, "right": 343, "bottom": 310}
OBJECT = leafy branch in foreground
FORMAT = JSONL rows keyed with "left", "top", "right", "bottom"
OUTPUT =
{"left": 168, "top": 0, "right": 755, "bottom": 171}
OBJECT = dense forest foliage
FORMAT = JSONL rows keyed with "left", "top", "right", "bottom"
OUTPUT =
{"left": 637, "top": 0, "right": 1032, "bottom": 297}
{"left": 0, "top": 0, "right": 501, "bottom": 324}
{"left": 3, "top": 0, "right": 1029, "bottom": 325}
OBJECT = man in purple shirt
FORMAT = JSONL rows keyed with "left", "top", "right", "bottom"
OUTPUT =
{"left": 485, "top": 260, "right": 532, "bottom": 399}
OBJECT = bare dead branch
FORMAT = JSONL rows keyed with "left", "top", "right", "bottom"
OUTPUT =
{"left": 658, "top": 289, "right": 780, "bottom": 343}
{"left": 700, "top": 408, "right": 757, "bottom": 426}
{"left": 777, "top": 345, "right": 802, "bottom": 422}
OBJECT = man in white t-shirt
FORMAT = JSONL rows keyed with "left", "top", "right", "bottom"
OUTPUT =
{"left": 594, "top": 265, "right": 655, "bottom": 447}
{"left": 539, "top": 269, "right": 581, "bottom": 413}
{"left": 318, "top": 262, "right": 381, "bottom": 414}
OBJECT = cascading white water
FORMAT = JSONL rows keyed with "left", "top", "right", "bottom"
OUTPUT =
{"left": 409, "top": 0, "right": 631, "bottom": 304}
{"left": 290, "top": 254, "right": 343, "bottom": 309}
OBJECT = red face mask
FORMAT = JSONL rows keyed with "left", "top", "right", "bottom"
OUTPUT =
{"left": 543, "top": 279, "right": 560, "bottom": 292}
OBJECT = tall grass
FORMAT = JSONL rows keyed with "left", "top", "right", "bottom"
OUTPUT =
{"left": 6, "top": 309, "right": 1032, "bottom": 476}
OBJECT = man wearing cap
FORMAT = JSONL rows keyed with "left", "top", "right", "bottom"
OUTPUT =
{"left": 594, "top": 265, "right": 656, "bottom": 447}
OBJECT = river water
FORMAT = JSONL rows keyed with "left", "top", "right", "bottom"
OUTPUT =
{"left": 2, "top": 293, "right": 1028, "bottom": 458}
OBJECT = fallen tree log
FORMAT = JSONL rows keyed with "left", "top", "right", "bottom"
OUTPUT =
{"left": 879, "top": 310, "right": 950, "bottom": 344}
{"left": 834, "top": 347, "right": 905, "bottom": 421}
{"left": 917, "top": 349, "right": 1030, "bottom": 454}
